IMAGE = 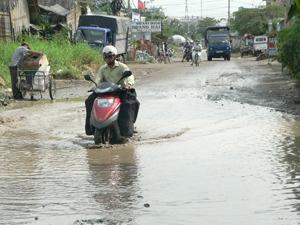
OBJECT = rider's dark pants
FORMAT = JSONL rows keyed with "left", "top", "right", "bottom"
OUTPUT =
{"left": 85, "top": 92, "right": 97, "bottom": 135}
{"left": 85, "top": 90, "right": 140, "bottom": 137}
{"left": 9, "top": 66, "right": 22, "bottom": 99}
{"left": 118, "top": 89, "right": 140, "bottom": 137}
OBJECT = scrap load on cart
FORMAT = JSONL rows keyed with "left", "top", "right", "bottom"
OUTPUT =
{"left": 18, "top": 51, "right": 56, "bottom": 100}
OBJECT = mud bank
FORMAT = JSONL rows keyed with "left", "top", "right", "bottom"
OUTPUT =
{"left": 210, "top": 57, "right": 300, "bottom": 115}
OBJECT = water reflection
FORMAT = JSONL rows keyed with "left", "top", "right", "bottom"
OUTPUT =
{"left": 86, "top": 145, "right": 141, "bottom": 223}
{"left": 278, "top": 133, "right": 300, "bottom": 214}
{"left": 0, "top": 133, "right": 41, "bottom": 224}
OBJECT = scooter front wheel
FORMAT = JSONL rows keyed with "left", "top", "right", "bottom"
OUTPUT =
{"left": 195, "top": 54, "right": 199, "bottom": 66}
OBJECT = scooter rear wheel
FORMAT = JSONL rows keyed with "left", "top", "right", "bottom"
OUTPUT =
{"left": 94, "top": 128, "right": 102, "bottom": 145}
{"left": 102, "top": 127, "right": 112, "bottom": 144}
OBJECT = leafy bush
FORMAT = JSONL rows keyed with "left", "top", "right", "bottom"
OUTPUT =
{"left": 278, "top": 22, "right": 300, "bottom": 79}
{"left": 0, "top": 42, "right": 19, "bottom": 85}
{"left": 0, "top": 35, "right": 101, "bottom": 86}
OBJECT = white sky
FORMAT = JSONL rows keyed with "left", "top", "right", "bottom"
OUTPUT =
{"left": 141, "top": 0, "right": 266, "bottom": 19}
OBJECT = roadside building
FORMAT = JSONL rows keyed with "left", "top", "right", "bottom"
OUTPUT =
{"left": 0, "top": 0, "right": 83, "bottom": 41}
{"left": 37, "top": 0, "right": 82, "bottom": 36}
{"left": 0, "top": 0, "right": 30, "bottom": 41}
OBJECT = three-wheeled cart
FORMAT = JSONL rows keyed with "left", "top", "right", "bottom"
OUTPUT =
{"left": 18, "top": 51, "right": 56, "bottom": 100}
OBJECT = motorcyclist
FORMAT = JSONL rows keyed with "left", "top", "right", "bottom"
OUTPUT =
{"left": 191, "top": 40, "right": 202, "bottom": 66}
{"left": 85, "top": 45, "right": 139, "bottom": 143}
{"left": 182, "top": 42, "right": 193, "bottom": 62}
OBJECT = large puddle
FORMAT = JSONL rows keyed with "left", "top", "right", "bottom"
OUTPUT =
{"left": 1, "top": 60, "right": 300, "bottom": 225}
{"left": 1, "top": 99, "right": 300, "bottom": 225}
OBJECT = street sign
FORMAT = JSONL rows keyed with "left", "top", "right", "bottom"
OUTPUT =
{"left": 131, "top": 21, "right": 161, "bottom": 32}
{"left": 268, "top": 37, "right": 277, "bottom": 57}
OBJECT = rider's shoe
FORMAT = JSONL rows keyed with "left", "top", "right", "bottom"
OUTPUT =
{"left": 85, "top": 124, "right": 94, "bottom": 135}
{"left": 115, "top": 136, "right": 128, "bottom": 144}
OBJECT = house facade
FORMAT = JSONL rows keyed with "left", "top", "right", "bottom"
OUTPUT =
{"left": 0, "top": 0, "right": 30, "bottom": 41}
{"left": 37, "top": 0, "right": 82, "bottom": 35}
{"left": 0, "top": 0, "right": 82, "bottom": 41}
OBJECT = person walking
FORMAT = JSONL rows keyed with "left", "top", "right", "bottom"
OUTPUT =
{"left": 9, "top": 42, "right": 30, "bottom": 99}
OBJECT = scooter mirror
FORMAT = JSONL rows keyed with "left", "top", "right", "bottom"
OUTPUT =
{"left": 116, "top": 71, "right": 132, "bottom": 84}
{"left": 122, "top": 70, "right": 132, "bottom": 78}
{"left": 84, "top": 74, "right": 92, "bottom": 81}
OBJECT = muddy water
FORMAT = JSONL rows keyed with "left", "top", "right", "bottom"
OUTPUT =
{"left": 1, "top": 60, "right": 300, "bottom": 225}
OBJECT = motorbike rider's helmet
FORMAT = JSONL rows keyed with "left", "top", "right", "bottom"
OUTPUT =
{"left": 102, "top": 45, "right": 118, "bottom": 57}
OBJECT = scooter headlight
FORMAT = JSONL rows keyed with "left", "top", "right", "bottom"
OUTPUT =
{"left": 96, "top": 98, "right": 114, "bottom": 108}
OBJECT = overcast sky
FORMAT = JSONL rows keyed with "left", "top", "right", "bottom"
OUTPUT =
{"left": 141, "top": 0, "right": 266, "bottom": 19}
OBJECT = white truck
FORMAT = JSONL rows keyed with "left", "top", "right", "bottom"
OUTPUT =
{"left": 253, "top": 35, "right": 268, "bottom": 56}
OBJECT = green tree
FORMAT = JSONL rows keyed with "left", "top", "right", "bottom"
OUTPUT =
{"left": 139, "top": 7, "right": 166, "bottom": 20}
{"left": 231, "top": 5, "right": 285, "bottom": 36}
{"left": 288, "top": 0, "right": 300, "bottom": 21}
{"left": 196, "top": 17, "right": 219, "bottom": 38}
{"left": 232, "top": 8, "right": 267, "bottom": 35}
{"left": 88, "top": 0, "right": 125, "bottom": 15}
{"left": 278, "top": 21, "right": 300, "bottom": 78}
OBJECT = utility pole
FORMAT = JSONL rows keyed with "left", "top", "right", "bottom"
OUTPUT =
{"left": 185, "top": 0, "right": 188, "bottom": 18}
{"left": 201, "top": 0, "right": 202, "bottom": 18}
{"left": 185, "top": 0, "right": 189, "bottom": 35}
{"left": 227, "top": 0, "right": 230, "bottom": 26}
{"left": 127, "top": 0, "right": 131, "bottom": 15}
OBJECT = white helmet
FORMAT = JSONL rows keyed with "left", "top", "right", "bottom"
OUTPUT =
{"left": 102, "top": 45, "right": 118, "bottom": 55}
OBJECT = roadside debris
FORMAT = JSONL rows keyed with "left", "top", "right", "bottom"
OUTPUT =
{"left": 135, "top": 50, "right": 155, "bottom": 63}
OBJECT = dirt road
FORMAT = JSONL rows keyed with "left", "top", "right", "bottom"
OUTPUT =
{"left": 1, "top": 57, "right": 300, "bottom": 225}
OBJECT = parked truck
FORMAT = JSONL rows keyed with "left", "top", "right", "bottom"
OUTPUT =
{"left": 205, "top": 26, "right": 231, "bottom": 61}
{"left": 75, "top": 15, "right": 130, "bottom": 59}
{"left": 253, "top": 35, "right": 268, "bottom": 56}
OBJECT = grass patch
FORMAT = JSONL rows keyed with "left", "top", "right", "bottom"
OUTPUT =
{"left": 0, "top": 35, "right": 102, "bottom": 86}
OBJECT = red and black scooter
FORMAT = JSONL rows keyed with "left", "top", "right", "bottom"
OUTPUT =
{"left": 84, "top": 71, "right": 133, "bottom": 144}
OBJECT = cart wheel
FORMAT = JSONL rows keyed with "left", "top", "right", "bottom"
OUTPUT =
{"left": 49, "top": 76, "right": 56, "bottom": 100}
{"left": 19, "top": 80, "right": 27, "bottom": 99}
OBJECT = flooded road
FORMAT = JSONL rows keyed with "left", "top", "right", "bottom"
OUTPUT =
{"left": 1, "top": 58, "right": 300, "bottom": 225}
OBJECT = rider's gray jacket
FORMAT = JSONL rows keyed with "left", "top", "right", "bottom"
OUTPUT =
{"left": 193, "top": 44, "right": 202, "bottom": 52}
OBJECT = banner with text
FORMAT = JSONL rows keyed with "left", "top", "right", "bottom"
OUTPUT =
{"left": 131, "top": 21, "right": 161, "bottom": 32}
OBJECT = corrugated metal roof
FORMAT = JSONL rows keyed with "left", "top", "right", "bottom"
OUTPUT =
{"left": 39, "top": 3, "right": 69, "bottom": 16}
{"left": 0, "top": 0, "right": 78, "bottom": 12}
{"left": 38, "top": 0, "right": 76, "bottom": 10}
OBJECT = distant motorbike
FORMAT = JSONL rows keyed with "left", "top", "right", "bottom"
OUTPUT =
{"left": 192, "top": 50, "right": 201, "bottom": 66}
{"left": 182, "top": 48, "right": 192, "bottom": 62}
{"left": 84, "top": 71, "right": 134, "bottom": 144}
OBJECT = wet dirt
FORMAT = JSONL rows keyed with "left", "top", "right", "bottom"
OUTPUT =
{"left": 1, "top": 57, "right": 300, "bottom": 225}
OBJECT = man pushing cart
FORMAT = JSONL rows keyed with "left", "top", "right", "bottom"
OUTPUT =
{"left": 9, "top": 43, "right": 56, "bottom": 100}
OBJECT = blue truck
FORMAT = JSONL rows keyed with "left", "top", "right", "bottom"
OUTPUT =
{"left": 205, "top": 26, "right": 231, "bottom": 61}
{"left": 75, "top": 15, "right": 130, "bottom": 59}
